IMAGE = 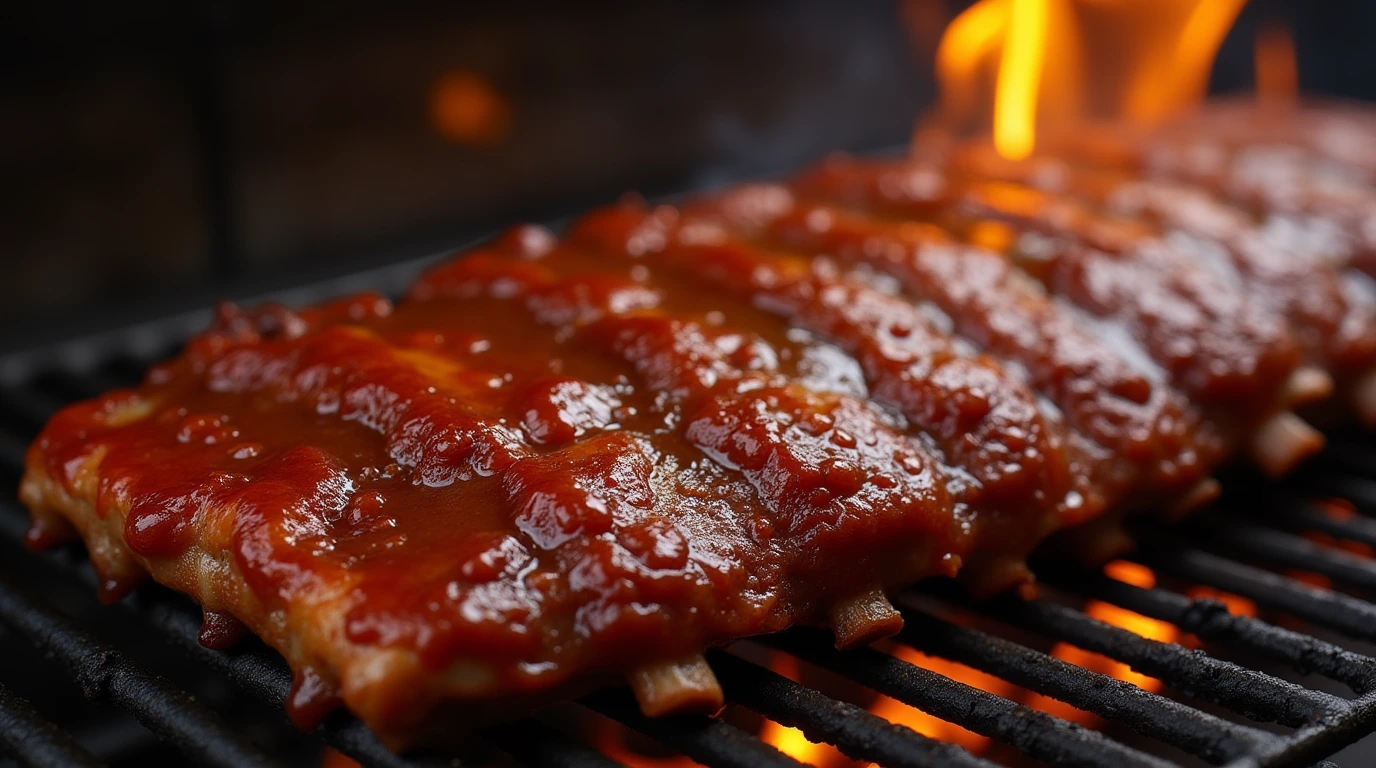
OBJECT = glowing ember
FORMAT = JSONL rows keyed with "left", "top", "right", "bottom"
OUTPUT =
{"left": 1187, "top": 586, "right": 1259, "bottom": 618}
{"left": 1302, "top": 504, "right": 1374, "bottom": 560}
{"left": 868, "top": 646, "right": 1013, "bottom": 752}
{"left": 760, "top": 562, "right": 1194, "bottom": 756}
{"left": 1095, "top": 562, "right": 1180, "bottom": 676}
{"left": 1103, "top": 560, "right": 1154, "bottom": 589}
{"left": 756, "top": 719, "right": 835, "bottom": 766}
{"left": 430, "top": 70, "right": 510, "bottom": 145}
{"left": 1287, "top": 569, "right": 1334, "bottom": 590}
{"left": 1305, "top": 529, "right": 1375, "bottom": 560}
{"left": 755, "top": 655, "right": 854, "bottom": 767}
{"left": 1020, "top": 561, "right": 1180, "bottom": 726}
{"left": 592, "top": 719, "right": 702, "bottom": 768}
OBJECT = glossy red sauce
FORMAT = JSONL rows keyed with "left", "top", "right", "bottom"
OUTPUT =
{"left": 30, "top": 116, "right": 1340, "bottom": 729}
{"left": 690, "top": 183, "right": 1225, "bottom": 517}
{"left": 31, "top": 218, "right": 998, "bottom": 724}
{"left": 789, "top": 156, "right": 1303, "bottom": 411}
{"left": 949, "top": 127, "right": 1376, "bottom": 379}
{"left": 1020, "top": 103, "right": 1376, "bottom": 293}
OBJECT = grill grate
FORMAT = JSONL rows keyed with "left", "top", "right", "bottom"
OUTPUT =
{"left": 2, "top": 264, "right": 1376, "bottom": 767}
{"left": 0, "top": 680, "right": 103, "bottom": 768}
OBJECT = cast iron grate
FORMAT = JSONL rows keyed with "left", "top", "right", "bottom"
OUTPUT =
{"left": 1, "top": 259, "right": 1375, "bottom": 767}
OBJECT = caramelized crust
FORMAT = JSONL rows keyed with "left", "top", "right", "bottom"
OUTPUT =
{"left": 788, "top": 156, "right": 1303, "bottom": 413}
{"left": 24, "top": 229, "right": 976, "bottom": 745}
{"left": 947, "top": 132, "right": 1376, "bottom": 385}
{"left": 690, "top": 183, "right": 1226, "bottom": 509}
{"left": 979, "top": 101, "right": 1376, "bottom": 423}
{"left": 19, "top": 103, "right": 1365, "bottom": 746}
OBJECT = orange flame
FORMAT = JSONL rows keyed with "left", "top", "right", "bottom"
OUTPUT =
{"left": 854, "top": 564, "right": 1183, "bottom": 750}
{"left": 1255, "top": 22, "right": 1299, "bottom": 105}
{"left": 755, "top": 656, "right": 856, "bottom": 767}
{"left": 936, "top": 0, "right": 1083, "bottom": 158}
{"left": 757, "top": 719, "right": 838, "bottom": 766}
{"left": 994, "top": 0, "right": 1050, "bottom": 159}
{"left": 1122, "top": 0, "right": 1250, "bottom": 122}
{"left": 1023, "top": 561, "right": 1179, "bottom": 726}
{"left": 935, "top": 0, "right": 1249, "bottom": 158}
{"left": 592, "top": 719, "right": 701, "bottom": 768}
{"left": 936, "top": 0, "right": 1008, "bottom": 143}
{"left": 1187, "top": 586, "right": 1258, "bottom": 619}
{"left": 1083, "top": 561, "right": 1180, "bottom": 690}
{"left": 748, "top": 563, "right": 1192, "bottom": 758}
{"left": 868, "top": 646, "right": 1013, "bottom": 753}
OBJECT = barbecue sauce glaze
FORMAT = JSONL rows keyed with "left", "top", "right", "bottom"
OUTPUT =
{"left": 25, "top": 152, "right": 1314, "bottom": 736}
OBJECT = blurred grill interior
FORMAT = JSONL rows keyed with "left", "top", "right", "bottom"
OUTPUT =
{"left": 2, "top": 0, "right": 940, "bottom": 348}
{"left": 6, "top": 0, "right": 1372, "bottom": 350}
{"left": 5, "top": 1, "right": 1376, "bottom": 766}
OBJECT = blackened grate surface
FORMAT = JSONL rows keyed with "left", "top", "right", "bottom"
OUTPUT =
{"left": 1, "top": 258, "right": 1376, "bottom": 767}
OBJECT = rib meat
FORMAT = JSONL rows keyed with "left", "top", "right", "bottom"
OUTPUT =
{"left": 19, "top": 103, "right": 1373, "bottom": 747}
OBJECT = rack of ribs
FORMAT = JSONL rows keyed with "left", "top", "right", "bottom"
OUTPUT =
{"left": 20, "top": 103, "right": 1372, "bottom": 748}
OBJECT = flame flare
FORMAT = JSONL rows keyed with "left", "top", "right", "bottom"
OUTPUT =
{"left": 754, "top": 655, "right": 860, "bottom": 767}
{"left": 935, "top": 0, "right": 1252, "bottom": 158}
{"left": 1255, "top": 22, "right": 1299, "bottom": 105}
{"left": 994, "top": 0, "right": 1050, "bottom": 159}
{"left": 752, "top": 564, "right": 1185, "bottom": 760}
{"left": 867, "top": 647, "right": 1013, "bottom": 752}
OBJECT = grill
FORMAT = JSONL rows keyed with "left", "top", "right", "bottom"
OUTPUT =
{"left": 2, "top": 254, "right": 1376, "bottom": 768}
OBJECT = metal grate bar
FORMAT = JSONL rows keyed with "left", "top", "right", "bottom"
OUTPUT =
{"left": 153, "top": 592, "right": 625, "bottom": 768}
{"left": 1294, "top": 469, "right": 1376, "bottom": 512}
{"left": 142, "top": 587, "right": 631, "bottom": 768}
{"left": 985, "top": 590, "right": 1345, "bottom": 726}
{"left": 1200, "top": 520, "right": 1376, "bottom": 592}
{"left": 887, "top": 607, "right": 1276, "bottom": 763}
{"left": 581, "top": 689, "right": 805, "bottom": 768}
{"left": 763, "top": 630, "right": 1177, "bottom": 768}
{"left": 1139, "top": 546, "right": 1376, "bottom": 643}
{"left": 0, "top": 179, "right": 1374, "bottom": 768}
{"left": 0, "top": 497, "right": 625, "bottom": 768}
{"left": 4, "top": 347, "right": 1376, "bottom": 767}
{"left": 0, "top": 680, "right": 105, "bottom": 768}
{"left": 0, "top": 570, "right": 285, "bottom": 768}
{"left": 1223, "top": 690, "right": 1376, "bottom": 768}
{"left": 1261, "top": 497, "right": 1376, "bottom": 550}
{"left": 0, "top": 504, "right": 451, "bottom": 768}
{"left": 707, "top": 649, "right": 999, "bottom": 768}
{"left": 1045, "top": 571, "right": 1376, "bottom": 695}
{"left": 485, "top": 722, "right": 626, "bottom": 768}
{"left": 133, "top": 592, "right": 454, "bottom": 768}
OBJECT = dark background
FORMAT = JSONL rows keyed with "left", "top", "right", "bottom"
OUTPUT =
{"left": 1, "top": 0, "right": 1373, "bottom": 350}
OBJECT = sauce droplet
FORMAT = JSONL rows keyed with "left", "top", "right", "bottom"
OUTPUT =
{"left": 198, "top": 610, "right": 248, "bottom": 650}
{"left": 286, "top": 666, "right": 342, "bottom": 730}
